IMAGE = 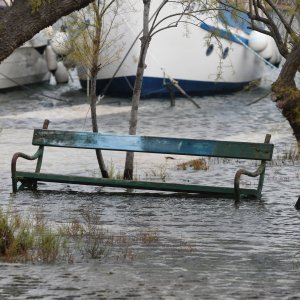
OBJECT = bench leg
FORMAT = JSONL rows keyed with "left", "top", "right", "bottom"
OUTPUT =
{"left": 12, "top": 177, "right": 18, "bottom": 193}
{"left": 12, "top": 177, "right": 37, "bottom": 193}
{"left": 234, "top": 169, "right": 243, "bottom": 203}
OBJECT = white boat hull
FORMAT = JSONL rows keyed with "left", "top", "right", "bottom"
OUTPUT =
{"left": 0, "top": 46, "right": 51, "bottom": 89}
{"left": 76, "top": 1, "right": 275, "bottom": 97}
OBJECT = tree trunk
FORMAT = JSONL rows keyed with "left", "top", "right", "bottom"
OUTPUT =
{"left": 272, "top": 42, "right": 300, "bottom": 147}
{"left": 0, "top": 0, "right": 94, "bottom": 63}
{"left": 90, "top": 75, "right": 109, "bottom": 178}
{"left": 123, "top": 0, "right": 151, "bottom": 180}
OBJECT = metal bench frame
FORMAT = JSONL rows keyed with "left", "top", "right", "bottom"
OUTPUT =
{"left": 11, "top": 120, "right": 274, "bottom": 202}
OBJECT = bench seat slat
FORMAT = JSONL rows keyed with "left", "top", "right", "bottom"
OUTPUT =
{"left": 16, "top": 171, "right": 258, "bottom": 198}
{"left": 33, "top": 130, "right": 274, "bottom": 161}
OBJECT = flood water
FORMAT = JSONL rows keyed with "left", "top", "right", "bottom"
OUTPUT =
{"left": 0, "top": 69, "right": 300, "bottom": 299}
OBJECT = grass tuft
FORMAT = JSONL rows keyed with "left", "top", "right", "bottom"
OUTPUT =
{"left": 0, "top": 206, "right": 162, "bottom": 264}
{"left": 0, "top": 208, "right": 68, "bottom": 263}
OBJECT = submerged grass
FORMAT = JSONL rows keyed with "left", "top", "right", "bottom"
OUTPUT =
{"left": 0, "top": 206, "right": 162, "bottom": 264}
{"left": 62, "top": 209, "right": 161, "bottom": 261}
{"left": 62, "top": 209, "right": 114, "bottom": 260}
{"left": 271, "top": 143, "right": 300, "bottom": 165}
{"left": 0, "top": 208, "right": 68, "bottom": 263}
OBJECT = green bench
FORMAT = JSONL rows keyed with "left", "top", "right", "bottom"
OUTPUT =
{"left": 11, "top": 119, "right": 274, "bottom": 202}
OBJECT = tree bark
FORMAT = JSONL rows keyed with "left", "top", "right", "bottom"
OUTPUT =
{"left": 89, "top": 2, "right": 109, "bottom": 178}
{"left": 0, "top": 0, "right": 93, "bottom": 62}
{"left": 90, "top": 75, "right": 109, "bottom": 178}
{"left": 123, "top": 0, "right": 151, "bottom": 180}
{"left": 272, "top": 42, "right": 300, "bottom": 147}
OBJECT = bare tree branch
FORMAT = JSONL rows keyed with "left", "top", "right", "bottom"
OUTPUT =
{"left": 264, "top": 0, "right": 296, "bottom": 36}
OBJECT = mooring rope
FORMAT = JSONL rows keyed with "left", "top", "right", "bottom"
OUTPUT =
{"left": 0, "top": 71, "right": 69, "bottom": 103}
{"left": 226, "top": 28, "right": 280, "bottom": 106}
{"left": 162, "top": 69, "right": 201, "bottom": 108}
{"left": 229, "top": 30, "right": 278, "bottom": 69}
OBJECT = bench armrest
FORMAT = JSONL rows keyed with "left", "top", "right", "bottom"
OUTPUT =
{"left": 11, "top": 119, "right": 49, "bottom": 193}
{"left": 11, "top": 148, "right": 44, "bottom": 193}
{"left": 234, "top": 164, "right": 265, "bottom": 202}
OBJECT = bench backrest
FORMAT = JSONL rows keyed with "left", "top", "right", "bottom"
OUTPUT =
{"left": 32, "top": 129, "right": 274, "bottom": 161}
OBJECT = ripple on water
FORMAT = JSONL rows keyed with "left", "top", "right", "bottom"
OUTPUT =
{"left": 0, "top": 71, "right": 300, "bottom": 299}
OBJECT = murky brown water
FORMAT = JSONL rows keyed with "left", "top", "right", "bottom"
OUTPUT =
{"left": 0, "top": 70, "right": 300, "bottom": 299}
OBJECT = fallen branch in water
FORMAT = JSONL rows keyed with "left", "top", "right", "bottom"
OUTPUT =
{"left": 247, "top": 92, "right": 271, "bottom": 106}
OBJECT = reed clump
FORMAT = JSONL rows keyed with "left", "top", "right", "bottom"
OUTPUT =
{"left": 270, "top": 144, "right": 300, "bottom": 166}
{"left": 62, "top": 209, "right": 114, "bottom": 260}
{"left": 106, "top": 159, "right": 139, "bottom": 180}
{"left": 138, "top": 230, "right": 159, "bottom": 245}
{"left": 107, "top": 160, "right": 123, "bottom": 180}
{"left": 63, "top": 209, "right": 160, "bottom": 261}
{"left": 0, "top": 208, "right": 67, "bottom": 263}
{"left": 0, "top": 206, "right": 161, "bottom": 264}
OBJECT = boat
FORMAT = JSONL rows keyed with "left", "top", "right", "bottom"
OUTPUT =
{"left": 0, "top": 29, "right": 52, "bottom": 89}
{"left": 56, "top": 0, "right": 282, "bottom": 98}
{"left": 0, "top": 29, "right": 70, "bottom": 90}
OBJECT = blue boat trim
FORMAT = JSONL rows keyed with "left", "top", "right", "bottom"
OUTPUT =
{"left": 219, "top": 9, "right": 252, "bottom": 35}
{"left": 199, "top": 22, "right": 249, "bottom": 45}
{"left": 80, "top": 76, "right": 255, "bottom": 98}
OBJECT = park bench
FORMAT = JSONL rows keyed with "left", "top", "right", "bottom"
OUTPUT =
{"left": 11, "top": 119, "right": 274, "bottom": 202}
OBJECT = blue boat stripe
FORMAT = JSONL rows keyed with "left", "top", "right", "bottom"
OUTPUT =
{"left": 80, "top": 76, "right": 253, "bottom": 98}
{"left": 200, "top": 22, "right": 249, "bottom": 45}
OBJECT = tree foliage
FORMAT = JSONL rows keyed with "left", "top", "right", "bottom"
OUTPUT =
{"left": 61, "top": 0, "right": 124, "bottom": 178}
{"left": 65, "top": 0, "right": 123, "bottom": 79}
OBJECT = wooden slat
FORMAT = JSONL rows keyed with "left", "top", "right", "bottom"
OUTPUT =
{"left": 32, "top": 130, "right": 274, "bottom": 160}
{"left": 16, "top": 171, "right": 258, "bottom": 198}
